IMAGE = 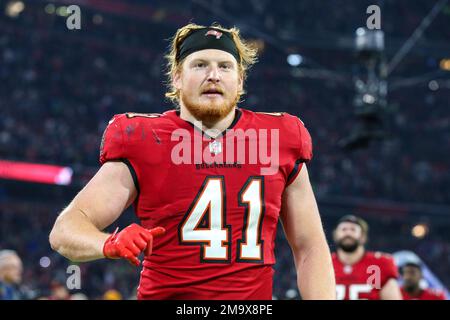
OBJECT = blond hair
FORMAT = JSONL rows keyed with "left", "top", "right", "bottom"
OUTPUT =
{"left": 164, "top": 23, "right": 259, "bottom": 104}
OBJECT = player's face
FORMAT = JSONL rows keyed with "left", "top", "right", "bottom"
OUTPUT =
{"left": 0, "top": 255, "right": 23, "bottom": 284}
{"left": 174, "top": 49, "right": 243, "bottom": 124}
{"left": 402, "top": 266, "right": 422, "bottom": 289}
{"left": 334, "top": 222, "right": 364, "bottom": 253}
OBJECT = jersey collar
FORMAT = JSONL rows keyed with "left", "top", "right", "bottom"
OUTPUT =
{"left": 169, "top": 107, "right": 243, "bottom": 139}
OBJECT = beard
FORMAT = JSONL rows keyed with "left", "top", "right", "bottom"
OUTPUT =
{"left": 181, "top": 90, "right": 239, "bottom": 124}
{"left": 336, "top": 236, "right": 361, "bottom": 253}
{"left": 402, "top": 280, "right": 419, "bottom": 292}
{"left": 403, "top": 280, "right": 420, "bottom": 292}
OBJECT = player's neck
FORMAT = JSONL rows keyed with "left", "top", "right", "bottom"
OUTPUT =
{"left": 337, "top": 246, "right": 365, "bottom": 265}
{"left": 179, "top": 107, "right": 236, "bottom": 138}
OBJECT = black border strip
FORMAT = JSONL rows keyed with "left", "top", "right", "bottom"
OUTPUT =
{"left": 105, "top": 159, "right": 140, "bottom": 194}
{"left": 120, "top": 159, "right": 140, "bottom": 194}
{"left": 286, "top": 159, "right": 304, "bottom": 185}
{"left": 0, "top": 300, "right": 433, "bottom": 317}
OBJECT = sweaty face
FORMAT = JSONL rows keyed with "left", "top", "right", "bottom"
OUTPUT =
{"left": 174, "top": 49, "right": 243, "bottom": 124}
{"left": 402, "top": 266, "right": 422, "bottom": 290}
{"left": 334, "top": 222, "right": 364, "bottom": 253}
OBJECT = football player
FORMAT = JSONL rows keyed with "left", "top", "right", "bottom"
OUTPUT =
{"left": 332, "top": 215, "right": 402, "bottom": 300}
{"left": 400, "top": 262, "right": 446, "bottom": 300}
{"left": 50, "top": 23, "right": 335, "bottom": 299}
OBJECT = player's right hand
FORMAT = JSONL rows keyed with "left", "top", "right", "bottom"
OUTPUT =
{"left": 102, "top": 223, "right": 165, "bottom": 266}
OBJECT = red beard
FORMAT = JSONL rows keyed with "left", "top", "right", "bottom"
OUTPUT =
{"left": 181, "top": 90, "right": 239, "bottom": 124}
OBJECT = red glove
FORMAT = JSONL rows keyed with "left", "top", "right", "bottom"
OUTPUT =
{"left": 103, "top": 223, "right": 165, "bottom": 266}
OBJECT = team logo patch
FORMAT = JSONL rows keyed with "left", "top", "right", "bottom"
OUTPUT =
{"left": 205, "top": 30, "right": 223, "bottom": 39}
{"left": 209, "top": 140, "right": 222, "bottom": 155}
{"left": 343, "top": 265, "right": 353, "bottom": 274}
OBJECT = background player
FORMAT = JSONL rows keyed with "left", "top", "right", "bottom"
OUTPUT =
{"left": 49, "top": 23, "right": 336, "bottom": 300}
{"left": 400, "top": 262, "right": 446, "bottom": 300}
{"left": 332, "top": 215, "right": 402, "bottom": 300}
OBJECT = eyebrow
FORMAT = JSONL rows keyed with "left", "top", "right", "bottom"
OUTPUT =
{"left": 190, "top": 59, "right": 235, "bottom": 65}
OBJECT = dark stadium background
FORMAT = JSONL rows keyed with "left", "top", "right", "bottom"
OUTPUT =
{"left": 0, "top": 0, "right": 449, "bottom": 299}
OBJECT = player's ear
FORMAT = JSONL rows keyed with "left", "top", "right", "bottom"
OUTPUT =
{"left": 238, "top": 70, "right": 244, "bottom": 92}
{"left": 173, "top": 68, "right": 182, "bottom": 90}
{"left": 332, "top": 229, "right": 337, "bottom": 242}
{"left": 361, "top": 233, "right": 368, "bottom": 245}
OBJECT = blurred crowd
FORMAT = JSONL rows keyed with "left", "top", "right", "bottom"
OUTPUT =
{"left": 0, "top": 1, "right": 449, "bottom": 299}
{"left": 1, "top": 1, "right": 448, "bottom": 203}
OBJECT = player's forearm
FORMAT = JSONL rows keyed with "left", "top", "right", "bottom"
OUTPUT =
{"left": 379, "top": 278, "right": 402, "bottom": 300}
{"left": 49, "top": 207, "right": 109, "bottom": 262}
{"left": 295, "top": 242, "right": 336, "bottom": 300}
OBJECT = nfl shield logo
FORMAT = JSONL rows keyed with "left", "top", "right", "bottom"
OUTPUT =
{"left": 343, "top": 265, "right": 353, "bottom": 274}
{"left": 209, "top": 140, "right": 222, "bottom": 155}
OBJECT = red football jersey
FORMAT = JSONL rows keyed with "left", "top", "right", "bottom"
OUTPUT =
{"left": 332, "top": 251, "right": 399, "bottom": 300}
{"left": 401, "top": 287, "right": 446, "bottom": 300}
{"left": 99, "top": 108, "right": 313, "bottom": 299}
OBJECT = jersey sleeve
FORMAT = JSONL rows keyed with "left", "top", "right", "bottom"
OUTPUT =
{"left": 99, "top": 114, "right": 140, "bottom": 192}
{"left": 296, "top": 117, "right": 313, "bottom": 162}
{"left": 99, "top": 113, "right": 165, "bottom": 194}
{"left": 285, "top": 115, "right": 313, "bottom": 185}
{"left": 381, "top": 255, "right": 399, "bottom": 287}
{"left": 99, "top": 114, "right": 126, "bottom": 164}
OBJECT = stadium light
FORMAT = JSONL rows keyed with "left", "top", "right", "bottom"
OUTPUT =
{"left": 356, "top": 27, "right": 366, "bottom": 37}
{"left": 412, "top": 223, "right": 429, "bottom": 239}
{"left": 0, "top": 160, "right": 73, "bottom": 185}
{"left": 428, "top": 80, "right": 439, "bottom": 91}
{"left": 287, "top": 54, "right": 303, "bottom": 67}
{"left": 5, "top": 1, "right": 25, "bottom": 18}
{"left": 56, "top": 6, "right": 68, "bottom": 17}
{"left": 341, "top": 27, "right": 388, "bottom": 150}
{"left": 440, "top": 58, "right": 450, "bottom": 71}
{"left": 285, "top": 289, "right": 299, "bottom": 299}
{"left": 362, "top": 93, "right": 376, "bottom": 104}
{"left": 39, "top": 256, "right": 51, "bottom": 268}
{"left": 44, "top": 3, "right": 55, "bottom": 15}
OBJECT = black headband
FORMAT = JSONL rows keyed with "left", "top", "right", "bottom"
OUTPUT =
{"left": 177, "top": 28, "right": 240, "bottom": 63}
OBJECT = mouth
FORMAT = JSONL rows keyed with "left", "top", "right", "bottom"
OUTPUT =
{"left": 202, "top": 89, "right": 223, "bottom": 98}
{"left": 339, "top": 236, "right": 357, "bottom": 244}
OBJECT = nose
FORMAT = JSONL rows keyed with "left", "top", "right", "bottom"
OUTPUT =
{"left": 206, "top": 65, "right": 220, "bottom": 83}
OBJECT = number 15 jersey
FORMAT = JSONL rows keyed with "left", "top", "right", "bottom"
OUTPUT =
{"left": 99, "top": 108, "right": 312, "bottom": 299}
